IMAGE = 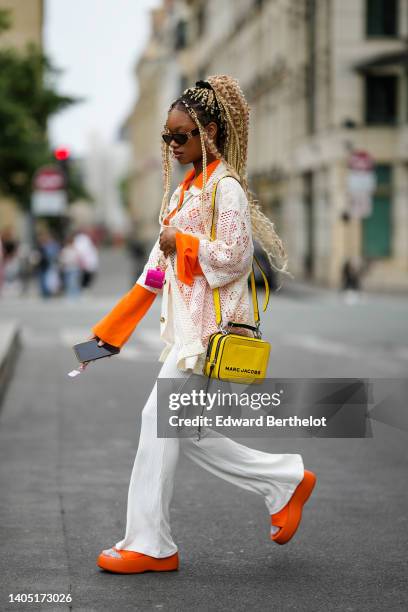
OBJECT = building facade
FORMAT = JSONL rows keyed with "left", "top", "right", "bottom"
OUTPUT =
{"left": 0, "top": 0, "right": 43, "bottom": 51}
{"left": 128, "top": 0, "right": 408, "bottom": 291}
{"left": 125, "top": 1, "right": 182, "bottom": 249}
{"left": 0, "top": 0, "right": 44, "bottom": 232}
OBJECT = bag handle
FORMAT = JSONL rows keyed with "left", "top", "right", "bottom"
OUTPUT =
{"left": 225, "top": 321, "right": 260, "bottom": 333}
{"left": 209, "top": 173, "right": 270, "bottom": 335}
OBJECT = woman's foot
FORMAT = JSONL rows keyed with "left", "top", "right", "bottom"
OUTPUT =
{"left": 97, "top": 547, "right": 179, "bottom": 573}
{"left": 270, "top": 469, "right": 317, "bottom": 545}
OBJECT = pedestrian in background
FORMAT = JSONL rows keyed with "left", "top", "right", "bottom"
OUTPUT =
{"left": 34, "top": 228, "right": 61, "bottom": 299}
{"left": 59, "top": 233, "right": 82, "bottom": 300}
{"left": 126, "top": 227, "right": 147, "bottom": 285}
{"left": 17, "top": 242, "right": 35, "bottom": 297}
{"left": 341, "top": 255, "right": 365, "bottom": 304}
{"left": 0, "top": 226, "right": 20, "bottom": 296}
{"left": 85, "top": 75, "right": 317, "bottom": 574}
{"left": 73, "top": 229, "right": 99, "bottom": 292}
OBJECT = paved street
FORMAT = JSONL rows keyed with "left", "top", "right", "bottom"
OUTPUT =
{"left": 0, "top": 248, "right": 407, "bottom": 611}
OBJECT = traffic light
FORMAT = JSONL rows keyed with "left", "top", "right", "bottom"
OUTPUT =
{"left": 53, "top": 147, "right": 71, "bottom": 188}
{"left": 54, "top": 147, "right": 70, "bottom": 161}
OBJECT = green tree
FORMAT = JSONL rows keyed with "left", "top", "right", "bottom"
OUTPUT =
{"left": 0, "top": 8, "right": 88, "bottom": 209}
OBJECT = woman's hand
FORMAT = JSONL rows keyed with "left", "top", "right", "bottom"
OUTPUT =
{"left": 80, "top": 334, "right": 108, "bottom": 371}
{"left": 159, "top": 227, "right": 178, "bottom": 258}
{"left": 87, "top": 333, "right": 104, "bottom": 345}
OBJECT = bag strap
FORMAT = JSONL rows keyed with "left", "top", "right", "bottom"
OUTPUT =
{"left": 209, "top": 173, "right": 270, "bottom": 333}
{"left": 250, "top": 252, "right": 271, "bottom": 323}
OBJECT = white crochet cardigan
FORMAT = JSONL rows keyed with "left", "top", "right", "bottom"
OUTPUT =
{"left": 136, "top": 160, "right": 255, "bottom": 374}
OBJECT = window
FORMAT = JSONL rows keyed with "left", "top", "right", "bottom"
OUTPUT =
{"left": 174, "top": 19, "right": 187, "bottom": 51}
{"left": 306, "top": 0, "right": 316, "bottom": 134}
{"left": 362, "top": 165, "right": 392, "bottom": 258}
{"left": 303, "top": 172, "right": 315, "bottom": 278}
{"left": 365, "top": 75, "right": 397, "bottom": 125}
{"left": 179, "top": 75, "right": 188, "bottom": 95}
{"left": 366, "top": 0, "right": 398, "bottom": 37}
{"left": 197, "top": 4, "right": 206, "bottom": 37}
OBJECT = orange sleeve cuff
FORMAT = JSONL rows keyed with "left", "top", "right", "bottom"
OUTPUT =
{"left": 175, "top": 231, "right": 203, "bottom": 286}
{"left": 92, "top": 283, "right": 156, "bottom": 348}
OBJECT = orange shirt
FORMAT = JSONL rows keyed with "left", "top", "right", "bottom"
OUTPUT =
{"left": 164, "top": 159, "right": 221, "bottom": 285}
{"left": 163, "top": 158, "right": 221, "bottom": 226}
{"left": 92, "top": 160, "right": 223, "bottom": 347}
{"left": 92, "top": 284, "right": 156, "bottom": 348}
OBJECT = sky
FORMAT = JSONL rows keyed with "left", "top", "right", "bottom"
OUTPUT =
{"left": 44, "top": 0, "right": 161, "bottom": 157}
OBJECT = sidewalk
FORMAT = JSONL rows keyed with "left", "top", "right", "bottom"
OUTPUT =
{"left": 277, "top": 277, "right": 335, "bottom": 299}
{"left": 279, "top": 275, "right": 408, "bottom": 302}
{"left": 0, "top": 321, "right": 21, "bottom": 408}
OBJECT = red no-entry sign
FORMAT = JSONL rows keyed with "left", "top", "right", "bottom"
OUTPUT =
{"left": 31, "top": 165, "right": 67, "bottom": 216}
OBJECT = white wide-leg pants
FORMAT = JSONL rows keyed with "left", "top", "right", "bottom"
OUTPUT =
{"left": 115, "top": 344, "right": 304, "bottom": 558}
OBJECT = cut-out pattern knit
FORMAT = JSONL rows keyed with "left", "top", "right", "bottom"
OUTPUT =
{"left": 136, "top": 160, "right": 256, "bottom": 372}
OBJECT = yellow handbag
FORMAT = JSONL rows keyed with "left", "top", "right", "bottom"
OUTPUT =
{"left": 203, "top": 173, "right": 271, "bottom": 385}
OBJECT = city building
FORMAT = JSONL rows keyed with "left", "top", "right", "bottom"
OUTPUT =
{"left": 125, "top": 1, "right": 181, "bottom": 250}
{"left": 0, "top": 0, "right": 44, "bottom": 233}
{"left": 82, "top": 131, "right": 130, "bottom": 242}
{"left": 0, "top": 0, "right": 43, "bottom": 51}
{"left": 127, "top": 0, "right": 408, "bottom": 291}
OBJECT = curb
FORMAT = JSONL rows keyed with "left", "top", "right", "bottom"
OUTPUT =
{"left": 276, "top": 279, "right": 334, "bottom": 299}
{"left": 0, "top": 322, "right": 21, "bottom": 409}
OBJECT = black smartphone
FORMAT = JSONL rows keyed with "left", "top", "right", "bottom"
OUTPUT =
{"left": 73, "top": 339, "right": 120, "bottom": 363}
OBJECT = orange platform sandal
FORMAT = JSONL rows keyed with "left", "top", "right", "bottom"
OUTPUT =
{"left": 97, "top": 547, "right": 179, "bottom": 574}
{"left": 270, "top": 469, "right": 317, "bottom": 545}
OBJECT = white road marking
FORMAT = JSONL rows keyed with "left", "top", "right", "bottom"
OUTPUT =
{"left": 137, "top": 329, "right": 165, "bottom": 349}
{"left": 19, "top": 327, "right": 408, "bottom": 370}
{"left": 395, "top": 347, "right": 408, "bottom": 360}
{"left": 21, "top": 328, "right": 55, "bottom": 346}
{"left": 283, "top": 334, "right": 362, "bottom": 358}
{"left": 59, "top": 327, "right": 161, "bottom": 362}
{"left": 21, "top": 327, "right": 162, "bottom": 362}
{"left": 282, "top": 333, "right": 408, "bottom": 372}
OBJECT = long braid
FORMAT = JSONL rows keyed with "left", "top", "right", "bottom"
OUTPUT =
{"left": 161, "top": 74, "right": 294, "bottom": 282}
{"left": 159, "top": 137, "right": 172, "bottom": 224}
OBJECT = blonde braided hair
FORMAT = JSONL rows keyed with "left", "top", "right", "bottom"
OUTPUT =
{"left": 159, "top": 74, "right": 294, "bottom": 282}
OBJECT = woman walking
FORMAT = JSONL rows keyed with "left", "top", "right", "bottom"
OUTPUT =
{"left": 90, "top": 75, "right": 316, "bottom": 574}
